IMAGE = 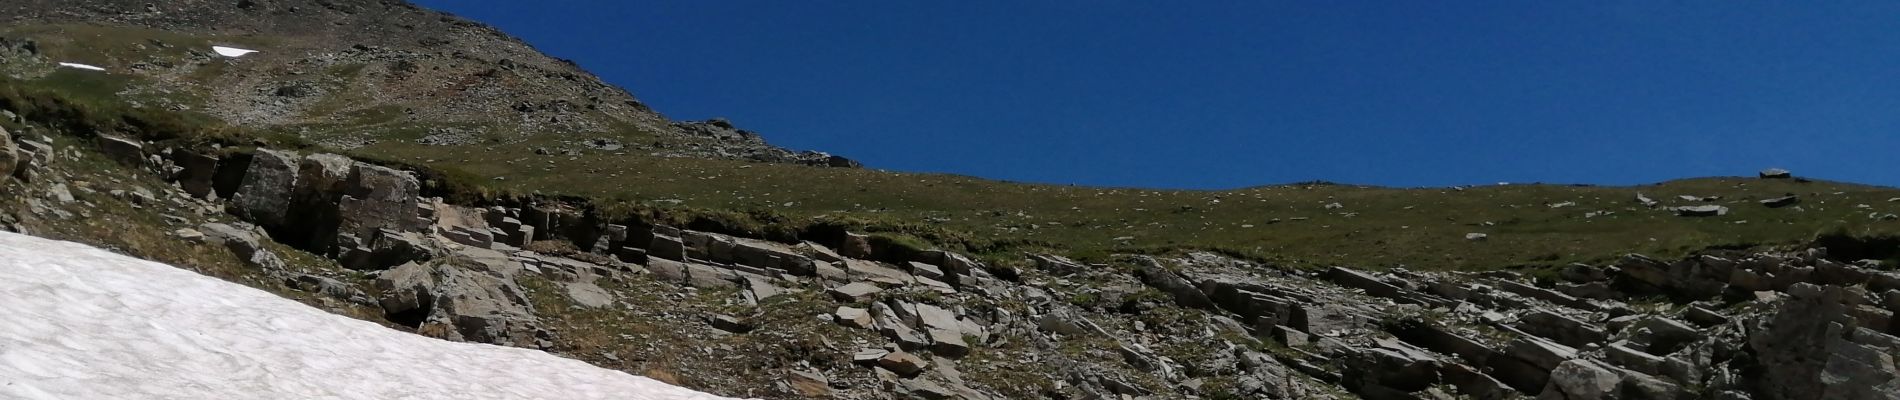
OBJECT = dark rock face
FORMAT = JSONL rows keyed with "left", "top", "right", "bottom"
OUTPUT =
{"left": 229, "top": 149, "right": 299, "bottom": 228}
{"left": 0, "top": 126, "right": 18, "bottom": 180}
{"left": 284, "top": 154, "right": 354, "bottom": 253}
{"left": 96, "top": 135, "right": 143, "bottom": 166}
{"left": 338, "top": 162, "right": 424, "bottom": 239}
{"left": 172, "top": 150, "right": 219, "bottom": 199}
{"left": 1748, "top": 284, "right": 1900, "bottom": 400}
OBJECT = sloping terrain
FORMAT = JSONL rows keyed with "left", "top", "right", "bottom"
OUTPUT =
{"left": 0, "top": 0, "right": 854, "bottom": 166}
{"left": 0, "top": 0, "right": 1896, "bottom": 272}
{"left": 3, "top": 1, "right": 1900, "bottom": 400}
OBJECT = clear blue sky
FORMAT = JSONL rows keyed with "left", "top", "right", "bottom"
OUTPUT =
{"left": 413, "top": 1, "right": 1900, "bottom": 189}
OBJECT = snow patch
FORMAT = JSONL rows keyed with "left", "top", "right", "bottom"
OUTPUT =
{"left": 0, "top": 232, "right": 744, "bottom": 400}
{"left": 56, "top": 62, "right": 105, "bottom": 71}
{"left": 211, "top": 46, "right": 259, "bottom": 58}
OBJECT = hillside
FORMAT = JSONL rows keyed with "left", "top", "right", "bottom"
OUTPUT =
{"left": 0, "top": 0, "right": 854, "bottom": 166}
{"left": 3, "top": 1, "right": 1900, "bottom": 400}
{"left": 2, "top": 1, "right": 1897, "bottom": 272}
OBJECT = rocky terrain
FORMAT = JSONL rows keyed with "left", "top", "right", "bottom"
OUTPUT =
{"left": 3, "top": 1, "right": 1900, "bottom": 400}
{"left": 3, "top": 111, "right": 1900, "bottom": 399}
{"left": 0, "top": 0, "right": 856, "bottom": 166}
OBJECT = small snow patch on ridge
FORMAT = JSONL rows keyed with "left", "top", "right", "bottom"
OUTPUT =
{"left": 56, "top": 62, "right": 105, "bottom": 71}
{"left": 211, "top": 46, "right": 259, "bottom": 58}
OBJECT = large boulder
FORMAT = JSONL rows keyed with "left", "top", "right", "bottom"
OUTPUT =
{"left": 433, "top": 203, "right": 493, "bottom": 249}
{"left": 96, "top": 135, "right": 143, "bottom": 166}
{"left": 1748, "top": 283, "right": 1900, "bottom": 400}
{"left": 338, "top": 162, "right": 424, "bottom": 239}
{"left": 1538, "top": 360, "right": 1621, "bottom": 400}
{"left": 197, "top": 222, "right": 287, "bottom": 271}
{"left": 1134, "top": 258, "right": 1214, "bottom": 309}
{"left": 172, "top": 150, "right": 220, "bottom": 199}
{"left": 229, "top": 149, "right": 300, "bottom": 227}
{"left": 375, "top": 257, "right": 542, "bottom": 347}
{"left": 283, "top": 154, "right": 355, "bottom": 252}
{"left": 338, "top": 229, "right": 436, "bottom": 271}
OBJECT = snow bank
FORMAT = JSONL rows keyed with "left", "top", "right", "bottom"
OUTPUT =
{"left": 0, "top": 232, "right": 742, "bottom": 400}
{"left": 55, "top": 62, "right": 105, "bottom": 71}
{"left": 211, "top": 46, "right": 259, "bottom": 58}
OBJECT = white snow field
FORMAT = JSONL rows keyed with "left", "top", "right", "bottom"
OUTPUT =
{"left": 0, "top": 232, "right": 743, "bottom": 400}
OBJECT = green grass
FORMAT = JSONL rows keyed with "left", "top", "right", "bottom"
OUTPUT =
{"left": 347, "top": 135, "right": 1900, "bottom": 270}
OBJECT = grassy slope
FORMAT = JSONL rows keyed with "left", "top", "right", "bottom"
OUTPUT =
{"left": 377, "top": 137, "right": 1900, "bottom": 270}
{"left": 9, "top": 24, "right": 1900, "bottom": 272}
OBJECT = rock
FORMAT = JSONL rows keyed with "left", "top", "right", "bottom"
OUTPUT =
{"left": 1539, "top": 359, "right": 1621, "bottom": 400}
{"left": 373, "top": 257, "right": 541, "bottom": 346}
{"left": 874, "top": 303, "right": 930, "bottom": 350}
{"left": 909, "top": 261, "right": 947, "bottom": 281}
{"left": 230, "top": 149, "right": 300, "bottom": 227}
{"left": 899, "top": 378, "right": 958, "bottom": 400}
{"left": 172, "top": 228, "right": 205, "bottom": 240}
{"left": 1747, "top": 283, "right": 1900, "bottom": 400}
{"left": 287, "top": 273, "right": 366, "bottom": 303}
{"left": 786, "top": 370, "right": 832, "bottom": 396}
{"left": 1467, "top": 232, "right": 1489, "bottom": 241}
{"left": 1031, "top": 254, "right": 1086, "bottom": 275}
{"left": 283, "top": 153, "right": 354, "bottom": 251}
{"left": 173, "top": 150, "right": 219, "bottom": 198}
{"left": 373, "top": 261, "right": 436, "bottom": 318}
{"left": 1673, "top": 205, "right": 1729, "bottom": 217}
{"left": 709, "top": 314, "right": 753, "bottom": 333}
{"left": 853, "top": 348, "right": 891, "bottom": 365}
{"left": 1636, "top": 193, "right": 1660, "bottom": 208}
{"left": 47, "top": 183, "right": 73, "bottom": 203}
{"left": 1134, "top": 258, "right": 1214, "bottom": 309}
{"left": 1561, "top": 263, "right": 1610, "bottom": 283}
{"left": 1759, "top": 168, "right": 1792, "bottom": 179}
{"left": 1760, "top": 195, "right": 1800, "bottom": 208}
{"left": 648, "top": 227, "right": 686, "bottom": 261}
{"left": 914, "top": 303, "right": 961, "bottom": 332}
{"left": 929, "top": 329, "right": 971, "bottom": 358}
{"left": 645, "top": 258, "right": 689, "bottom": 282}
{"left": 338, "top": 229, "right": 435, "bottom": 271}
{"left": 829, "top": 281, "right": 883, "bottom": 302}
{"left": 198, "top": 222, "right": 286, "bottom": 270}
{"left": 563, "top": 281, "right": 613, "bottom": 308}
{"left": 424, "top": 264, "right": 541, "bottom": 346}
{"left": 97, "top": 135, "right": 143, "bottom": 166}
{"left": 838, "top": 232, "right": 874, "bottom": 259}
{"left": 0, "top": 126, "right": 17, "bottom": 180}
{"left": 1295, "top": 303, "right": 1374, "bottom": 336}
{"left": 682, "top": 262, "right": 737, "bottom": 289}
{"left": 432, "top": 203, "right": 493, "bottom": 249}
{"left": 337, "top": 162, "right": 423, "bottom": 238}
{"left": 835, "top": 306, "right": 874, "bottom": 329}
{"left": 1515, "top": 310, "right": 1606, "bottom": 348}
{"left": 877, "top": 351, "right": 929, "bottom": 377}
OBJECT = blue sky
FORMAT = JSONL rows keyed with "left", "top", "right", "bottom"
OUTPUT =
{"left": 414, "top": 1, "right": 1900, "bottom": 189}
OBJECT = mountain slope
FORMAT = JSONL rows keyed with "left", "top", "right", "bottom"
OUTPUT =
{"left": 0, "top": 0, "right": 852, "bottom": 166}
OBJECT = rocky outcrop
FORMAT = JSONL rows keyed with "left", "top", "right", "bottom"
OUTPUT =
{"left": 0, "top": 126, "right": 18, "bottom": 180}
{"left": 229, "top": 149, "right": 299, "bottom": 227}
{"left": 374, "top": 257, "right": 543, "bottom": 347}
